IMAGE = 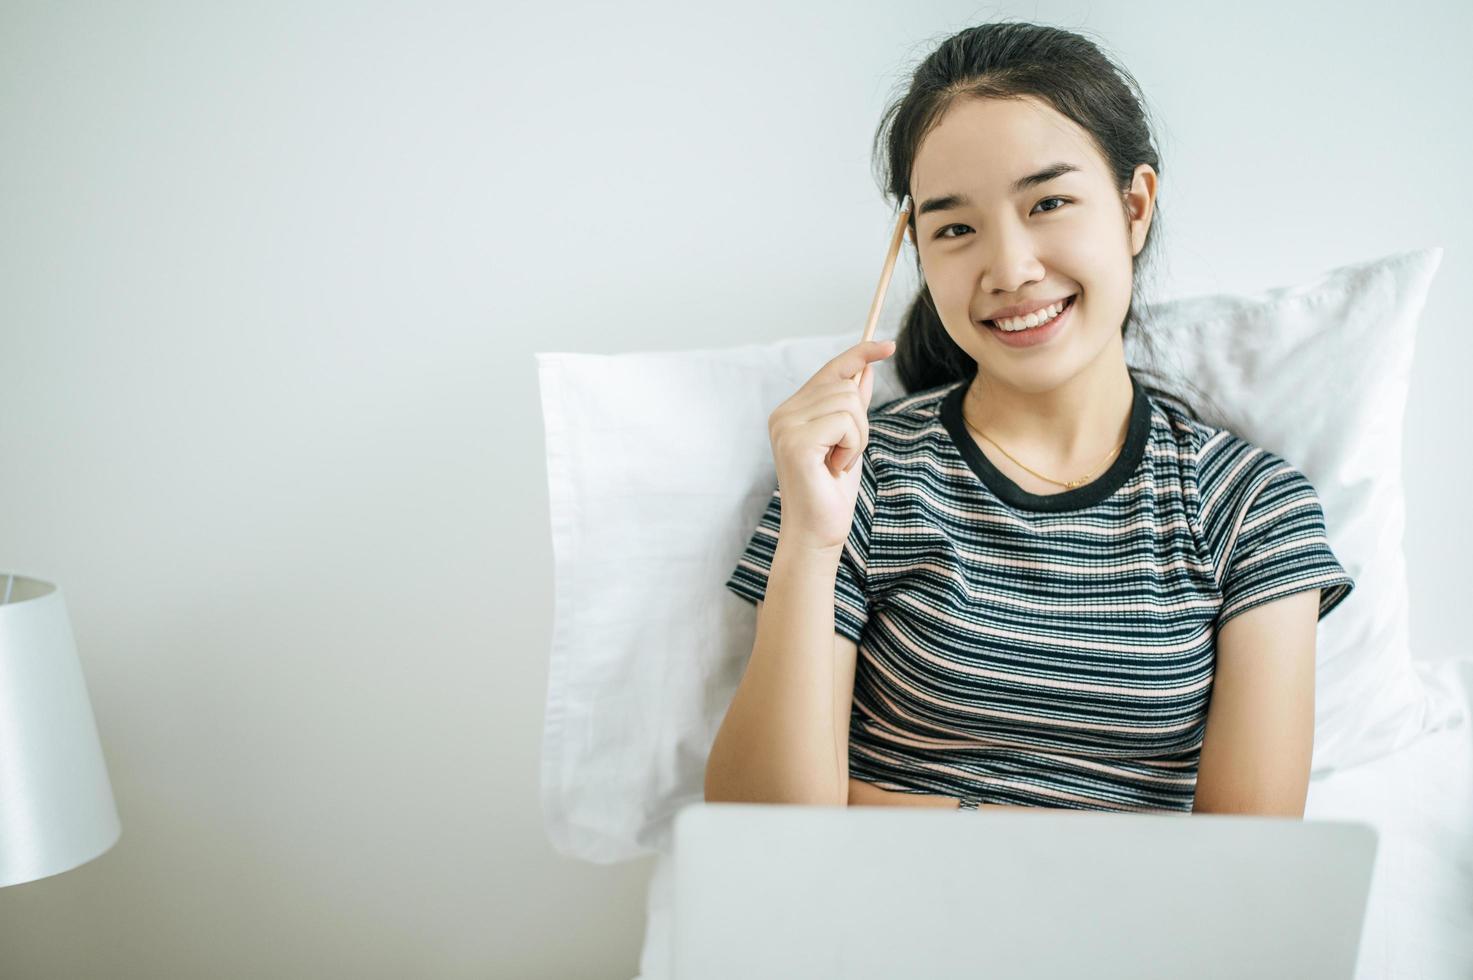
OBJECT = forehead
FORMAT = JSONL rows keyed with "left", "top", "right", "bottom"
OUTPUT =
{"left": 910, "top": 96, "right": 1098, "bottom": 202}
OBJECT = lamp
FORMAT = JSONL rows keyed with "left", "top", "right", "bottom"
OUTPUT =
{"left": 0, "top": 573, "right": 121, "bottom": 887}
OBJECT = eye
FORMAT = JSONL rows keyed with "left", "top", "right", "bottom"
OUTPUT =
{"left": 933, "top": 197, "right": 1073, "bottom": 239}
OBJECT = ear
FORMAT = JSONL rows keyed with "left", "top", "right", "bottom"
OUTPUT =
{"left": 1126, "top": 164, "right": 1158, "bottom": 257}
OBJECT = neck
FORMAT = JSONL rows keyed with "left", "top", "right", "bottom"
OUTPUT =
{"left": 963, "top": 354, "right": 1135, "bottom": 473}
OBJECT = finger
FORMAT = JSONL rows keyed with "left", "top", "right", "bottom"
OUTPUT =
{"left": 815, "top": 412, "right": 861, "bottom": 476}
{"left": 808, "top": 339, "right": 896, "bottom": 394}
{"left": 800, "top": 389, "right": 868, "bottom": 450}
{"left": 847, "top": 340, "right": 895, "bottom": 391}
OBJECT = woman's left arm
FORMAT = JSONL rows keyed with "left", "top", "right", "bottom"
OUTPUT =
{"left": 1193, "top": 589, "right": 1321, "bottom": 818}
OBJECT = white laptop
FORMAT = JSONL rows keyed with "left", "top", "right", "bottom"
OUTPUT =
{"left": 671, "top": 802, "right": 1378, "bottom": 979}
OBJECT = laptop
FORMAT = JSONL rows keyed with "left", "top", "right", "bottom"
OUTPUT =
{"left": 670, "top": 802, "right": 1378, "bottom": 979}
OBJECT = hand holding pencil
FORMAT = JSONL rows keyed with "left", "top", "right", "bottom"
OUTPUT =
{"left": 763, "top": 200, "right": 912, "bottom": 554}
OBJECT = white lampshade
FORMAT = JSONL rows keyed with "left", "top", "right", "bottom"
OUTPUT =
{"left": 0, "top": 573, "right": 121, "bottom": 887}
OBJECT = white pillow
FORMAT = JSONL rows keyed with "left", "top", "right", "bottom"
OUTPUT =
{"left": 1122, "top": 248, "right": 1461, "bottom": 776}
{"left": 535, "top": 246, "right": 1462, "bottom": 871}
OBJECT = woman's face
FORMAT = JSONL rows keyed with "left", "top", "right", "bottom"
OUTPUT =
{"left": 908, "top": 95, "right": 1157, "bottom": 394}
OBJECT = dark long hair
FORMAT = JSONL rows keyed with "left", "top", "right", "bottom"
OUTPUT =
{"left": 872, "top": 20, "right": 1222, "bottom": 426}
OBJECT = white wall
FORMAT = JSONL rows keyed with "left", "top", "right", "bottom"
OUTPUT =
{"left": 0, "top": 1, "right": 1467, "bottom": 977}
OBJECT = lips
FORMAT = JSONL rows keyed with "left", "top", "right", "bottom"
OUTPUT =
{"left": 984, "top": 293, "right": 1076, "bottom": 330}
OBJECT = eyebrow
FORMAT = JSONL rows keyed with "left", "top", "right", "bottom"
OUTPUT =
{"left": 914, "top": 162, "right": 1082, "bottom": 218}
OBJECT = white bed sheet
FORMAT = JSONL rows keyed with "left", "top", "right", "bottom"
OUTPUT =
{"left": 1301, "top": 655, "right": 1473, "bottom": 980}
{"left": 634, "top": 656, "right": 1473, "bottom": 980}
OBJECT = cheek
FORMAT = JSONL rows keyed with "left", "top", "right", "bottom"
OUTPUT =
{"left": 1050, "top": 251, "right": 1098, "bottom": 287}
{"left": 1054, "top": 211, "right": 1121, "bottom": 253}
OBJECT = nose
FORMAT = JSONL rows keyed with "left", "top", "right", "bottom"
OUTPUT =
{"left": 978, "top": 222, "right": 1047, "bottom": 296}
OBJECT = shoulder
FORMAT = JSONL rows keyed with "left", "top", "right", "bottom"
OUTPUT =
{"left": 850, "top": 381, "right": 965, "bottom": 503}
{"left": 864, "top": 379, "right": 972, "bottom": 479}
{"left": 1143, "top": 394, "right": 1305, "bottom": 496}
{"left": 865, "top": 379, "right": 963, "bottom": 450}
{"left": 1167, "top": 416, "right": 1326, "bottom": 557}
{"left": 1198, "top": 428, "right": 1313, "bottom": 510}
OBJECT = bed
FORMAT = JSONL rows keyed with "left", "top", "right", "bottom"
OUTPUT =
{"left": 632, "top": 655, "right": 1473, "bottom": 980}
{"left": 1298, "top": 655, "right": 1473, "bottom": 978}
{"left": 533, "top": 248, "right": 1469, "bottom": 978}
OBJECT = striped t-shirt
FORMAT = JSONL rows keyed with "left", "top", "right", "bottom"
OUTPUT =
{"left": 724, "top": 372, "right": 1355, "bottom": 813}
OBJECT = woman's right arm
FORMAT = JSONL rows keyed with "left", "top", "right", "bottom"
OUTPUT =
{"left": 704, "top": 339, "right": 891, "bottom": 808}
{"left": 704, "top": 547, "right": 860, "bottom": 807}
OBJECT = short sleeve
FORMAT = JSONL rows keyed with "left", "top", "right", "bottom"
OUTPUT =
{"left": 724, "top": 448, "right": 877, "bottom": 644}
{"left": 1216, "top": 462, "right": 1355, "bottom": 630}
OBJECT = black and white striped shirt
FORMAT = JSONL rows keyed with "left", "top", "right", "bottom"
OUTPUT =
{"left": 725, "top": 373, "right": 1355, "bottom": 812}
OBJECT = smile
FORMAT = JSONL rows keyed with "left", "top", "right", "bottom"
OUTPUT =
{"left": 983, "top": 294, "right": 1077, "bottom": 349}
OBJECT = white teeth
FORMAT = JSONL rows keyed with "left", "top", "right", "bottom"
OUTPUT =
{"left": 993, "top": 297, "right": 1070, "bottom": 332}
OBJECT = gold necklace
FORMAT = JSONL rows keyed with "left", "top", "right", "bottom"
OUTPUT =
{"left": 962, "top": 400, "right": 1126, "bottom": 490}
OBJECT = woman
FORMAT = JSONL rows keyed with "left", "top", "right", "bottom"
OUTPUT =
{"left": 708, "top": 21, "right": 1354, "bottom": 816}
